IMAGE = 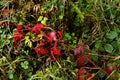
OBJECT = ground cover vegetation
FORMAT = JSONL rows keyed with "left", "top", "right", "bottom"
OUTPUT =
{"left": 0, "top": 0, "right": 120, "bottom": 80}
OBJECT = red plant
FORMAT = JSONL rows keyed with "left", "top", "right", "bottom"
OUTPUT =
{"left": 34, "top": 46, "right": 40, "bottom": 58}
{"left": 86, "top": 73, "right": 95, "bottom": 80}
{"left": 105, "top": 66, "right": 114, "bottom": 74}
{"left": 14, "top": 32, "right": 25, "bottom": 45}
{"left": 13, "top": 24, "right": 25, "bottom": 45}
{"left": 57, "top": 30, "right": 63, "bottom": 38}
{"left": 78, "top": 67, "right": 86, "bottom": 80}
{"left": 40, "top": 47, "right": 47, "bottom": 55}
{"left": 74, "top": 44, "right": 84, "bottom": 56}
{"left": 34, "top": 46, "right": 47, "bottom": 57}
{"left": 74, "top": 44, "right": 90, "bottom": 56}
{"left": 77, "top": 56, "right": 86, "bottom": 67}
{"left": 47, "top": 31, "right": 57, "bottom": 43}
{"left": 13, "top": 23, "right": 63, "bottom": 61}
{"left": 74, "top": 44, "right": 98, "bottom": 80}
{"left": 33, "top": 30, "right": 62, "bottom": 60}
{"left": 17, "top": 24, "right": 23, "bottom": 30}
{"left": 32, "top": 23, "right": 43, "bottom": 34}
{"left": 74, "top": 44, "right": 90, "bottom": 67}
{"left": 51, "top": 47, "right": 61, "bottom": 56}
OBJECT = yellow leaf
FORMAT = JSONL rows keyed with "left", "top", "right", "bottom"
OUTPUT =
{"left": 25, "top": 40, "right": 32, "bottom": 48}
{"left": 25, "top": 36, "right": 29, "bottom": 40}
{"left": 41, "top": 20, "right": 46, "bottom": 25}
{"left": 37, "top": 34, "right": 43, "bottom": 40}
{"left": 26, "top": 32, "right": 31, "bottom": 36}
{"left": 37, "top": 16, "right": 43, "bottom": 22}
{"left": 41, "top": 17, "right": 48, "bottom": 25}
{"left": 31, "top": 33, "right": 36, "bottom": 42}
{"left": 43, "top": 17, "right": 48, "bottom": 21}
{"left": 24, "top": 36, "right": 32, "bottom": 48}
{"left": 27, "top": 41, "right": 32, "bottom": 48}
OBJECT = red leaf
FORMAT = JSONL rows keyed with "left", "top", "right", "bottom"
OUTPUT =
{"left": 86, "top": 73, "right": 91, "bottom": 78}
{"left": 3, "top": 8, "right": 14, "bottom": 16}
{"left": 74, "top": 44, "right": 84, "bottom": 56}
{"left": 74, "top": 44, "right": 90, "bottom": 56}
{"left": 40, "top": 47, "right": 47, "bottom": 55}
{"left": 14, "top": 32, "right": 24, "bottom": 45}
{"left": 78, "top": 75, "right": 85, "bottom": 80}
{"left": 78, "top": 67, "right": 86, "bottom": 75}
{"left": 47, "top": 31, "right": 57, "bottom": 42}
{"left": 57, "top": 30, "right": 63, "bottom": 38}
{"left": 34, "top": 47, "right": 40, "bottom": 58}
{"left": 77, "top": 56, "right": 86, "bottom": 67}
{"left": 78, "top": 67, "right": 86, "bottom": 80}
{"left": 32, "top": 23, "right": 43, "bottom": 34}
{"left": 86, "top": 73, "right": 95, "bottom": 80}
{"left": 105, "top": 66, "right": 114, "bottom": 74}
{"left": 3, "top": 9, "right": 8, "bottom": 16}
{"left": 17, "top": 24, "right": 23, "bottom": 30}
{"left": 50, "top": 47, "right": 61, "bottom": 61}
{"left": 51, "top": 47, "right": 61, "bottom": 56}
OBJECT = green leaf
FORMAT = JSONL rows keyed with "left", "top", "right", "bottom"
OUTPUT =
{"left": 104, "top": 44, "right": 113, "bottom": 53}
{"left": 33, "top": 61, "right": 37, "bottom": 67}
{"left": 21, "top": 49, "right": 29, "bottom": 55}
{"left": 67, "top": 56, "right": 71, "bottom": 61}
{"left": 59, "top": 14, "right": 64, "bottom": 20}
{"left": 117, "top": 38, "right": 120, "bottom": 44}
{"left": 28, "top": 72, "right": 32, "bottom": 78}
{"left": 117, "top": 38, "right": 120, "bottom": 50}
{"left": 111, "top": 42, "right": 119, "bottom": 51}
{"left": 8, "top": 70, "right": 14, "bottom": 79}
{"left": 5, "top": 40, "right": 10, "bottom": 45}
{"left": 72, "top": 33, "right": 75, "bottom": 36}
{"left": 70, "top": 1, "right": 84, "bottom": 22}
{"left": 19, "top": 19, "right": 24, "bottom": 25}
{"left": 113, "top": 26, "right": 120, "bottom": 33}
{"left": 115, "top": 0, "right": 120, "bottom": 3}
{"left": 7, "top": 34, "right": 12, "bottom": 39}
{"left": 12, "top": 17, "right": 17, "bottom": 23}
{"left": 37, "top": 58, "right": 42, "bottom": 61}
{"left": 116, "top": 60, "right": 120, "bottom": 64}
{"left": 21, "top": 61, "right": 29, "bottom": 69}
{"left": 0, "top": 30, "right": 2, "bottom": 33}
{"left": 98, "top": 70, "right": 106, "bottom": 78}
{"left": 91, "top": 49, "right": 98, "bottom": 62}
{"left": 95, "top": 40, "right": 102, "bottom": 49}
{"left": 106, "top": 31, "right": 118, "bottom": 40}
{"left": 64, "top": 33, "right": 71, "bottom": 40}
{"left": 117, "top": 72, "right": 120, "bottom": 80}
{"left": 26, "top": 32, "right": 31, "bottom": 36}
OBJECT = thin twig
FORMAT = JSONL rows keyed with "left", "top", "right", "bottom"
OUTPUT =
{"left": 0, "top": 67, "right": 7, "bottom": 79}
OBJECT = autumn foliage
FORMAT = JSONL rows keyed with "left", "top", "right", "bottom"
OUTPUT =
{"left": 0, "top": 0, "right": 120, "bottom": 80}
{"left": 13, "top": 23, "right": 63, "bottom": 61}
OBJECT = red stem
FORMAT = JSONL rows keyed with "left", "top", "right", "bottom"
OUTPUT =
{"left": 50, "top": 51, "right": 56, "bottom": 61}
{"left": 87, "top": 56, "right": 107, "bottom": 74}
